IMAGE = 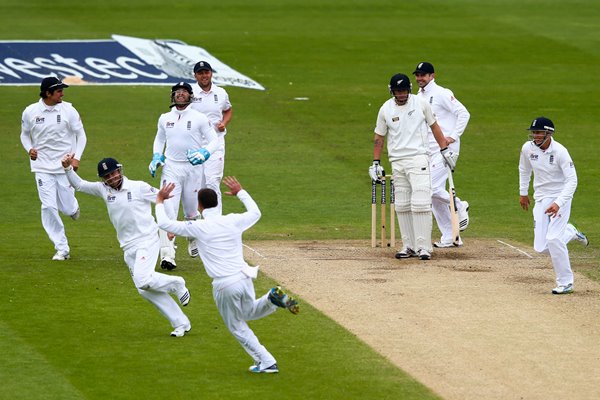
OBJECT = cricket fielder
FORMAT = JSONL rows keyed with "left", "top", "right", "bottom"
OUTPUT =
{"left": 63, "top": 154, "right": 192, "bottom": 336}
{"left": 519, "top": 116, "right": 589, "bottom": 294}
{"left": 156, "top": 177, "right": 299, "bottom": 373}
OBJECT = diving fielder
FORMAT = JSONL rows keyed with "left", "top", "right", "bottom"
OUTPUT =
{"left": 518, "top": 116, "right": 589, "bottom": 294}
{"left": 413, "top": 62, "right": 471, "bottom": 247}
{"left": 149, "top": 82, "right": 220, "bottom": 270}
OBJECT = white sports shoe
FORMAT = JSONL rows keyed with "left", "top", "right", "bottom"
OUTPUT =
{"left": 434, "top": 237, "right": 463, "bottom": 248}
{"left": 187, "top": 238, "right": 199, "bottom": 258}
{"left": 552, "top": 283, "right": 573, "bottom": 295}
{"left": 170, "top": 323, "right": 191, "bottom": 337}
{"left": 395, "top": 248, "right": 417, "bottom": 259}
{"left": 569, "top": 223, "right": 589, "bottom": 247}
{"left": 176, "top": 282, "right": 190, "bottom": 307}
{"left": 417, "top": 248, "right": 431, "bottom": 260}
{"left": 70, "top": 208, "right": 80, "bottom": 221}
{"left": 458, "top": 201, "right": 469, "bottom": 231}
{"left": 52, "top": 251, "right": 70, "bottom": 261}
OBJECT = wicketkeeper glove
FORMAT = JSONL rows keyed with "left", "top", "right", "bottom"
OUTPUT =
{"left": 149, "top": 153, "right": 165, "bottom": 177}
{"left": 368, "top": 160, "right": 385, "bottom": 182}
{"left": 440, "top": 148, "right": 459, "bottom": 172}
{"left": 186, "top": 148, "right": 211, "bottom": 166}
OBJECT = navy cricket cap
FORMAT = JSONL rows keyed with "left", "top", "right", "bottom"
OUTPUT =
{"left": 527, "top": 117, "right": 555, "bottom": 132}
{"left": 40, "top": 76, "right": 69, "bottom": 94}
{"left": 97, "top": 158, "right": 122, "bottom": 177}
{"left": 171, "top": 81, "right": 193, "bottom": 94}
{"left": 193, "top": 61, "right": 213, "bottom": 73}
{"left": 412, "top": 62, "right": 435, "bottom": 75}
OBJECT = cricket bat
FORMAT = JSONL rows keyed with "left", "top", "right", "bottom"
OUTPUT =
{"left": 447, "top": 166, "right": 460, "bottom": 246}
{"left": 371, "top": 179, "right": 377, "bottom": 248}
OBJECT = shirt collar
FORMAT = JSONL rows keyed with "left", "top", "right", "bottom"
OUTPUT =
{"left": 201, "top": 207, "right": 220, "bottom": 219}
{"left": 420, "top": 79, "right": 437, "bottom": 94}
{"left": 39, "top": 98, "right": 61, "bottom": 112}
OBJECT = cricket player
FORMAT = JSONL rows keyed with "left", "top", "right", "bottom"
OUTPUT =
{"left": 413, "top": 62, "right": 471, "bottom": 247}
{"left": 190, "top": 61, "right": 233, "bottom": 215}
{"left": 20, "top": 76, "right": 87, "bottom": 261}
{"left": 369, "top": 73, "right": 456, "bottom": 260}
{"left": 519, "top": 117, "right": 589, "bottom": 294}
{"left": 155, "top": 176, "right": 299, "bottom": 373}
{"left": 62, "top": 154, "right": 192, "bottom": 336}
{"left": 149, "top": 82, "right": 220, "bottom": 270}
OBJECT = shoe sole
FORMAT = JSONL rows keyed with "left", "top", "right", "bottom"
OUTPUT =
{"left": 161, "top": 260, "right": 177, "bottom": 270}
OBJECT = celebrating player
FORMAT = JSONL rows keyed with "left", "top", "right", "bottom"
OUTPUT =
{"left": 62, "top": 154, "right": 192, "bottom": 337}
{"left": 156, "top": 176, "right": 299, "bottom": 373}
{"left": 369, "top": 73, "right": 454, "bottom": 260}
{"left": 149, "top": 82, "right": 220, "bottom": 270}
{"left": 518, "top": 116, "right": 589, "bottom": 294}
{"left": 20, "top": 77, "right": 87, "bottom": 261}
{"left": 190, "top": 61, "right": 233, "bottom": 215}
{"left": 413, "top": 62, "right": 471, "bottom": 247}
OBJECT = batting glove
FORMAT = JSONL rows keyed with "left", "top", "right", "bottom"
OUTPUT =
{"left": 186, "top": 148, "right": 211, "bottom": 166}
{"left": 149, "top": 153, "right": 165, "bottom": 177}
{"left": 368, "top": 160, "right": 385, "bottom": 182}
{"left": 441, "top": 148, "right": 459, "bottom": 172}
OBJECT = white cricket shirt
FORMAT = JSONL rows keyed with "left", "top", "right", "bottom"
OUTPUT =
{"left": 156, "top": 189, "right": 260, "bottom": 279}
{"left": 416, "top": 79, "right": 470, "bottom": 153}
{"left": 20, "top": 99, "right": 87, "bottom": 173}
{"left": 153, "top": 107, "right": 219, "bottom": 162}
{"left": 375, "top": 95, "right": 436, "bottom": 160}
{"left": 519, "top": 139, "right": 577, "bottom": 208}
{"left": 65, "top": 169, "right": 159, "bottom": 250}
{"left": 191, "top": 83, "right": 231, "bottom": 150}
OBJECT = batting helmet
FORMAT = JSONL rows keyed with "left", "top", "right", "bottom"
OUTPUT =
{"left": 527, "top": 116, "right": 554, "bottom": 133}
{"left": 389, "top": 73, "right": 412, "bottom": 92}
{"left": 171, "top": 81, "right": 193, "bottom": 95}
{"left": 97, "top": 158, "right": 122, "bottom": 177}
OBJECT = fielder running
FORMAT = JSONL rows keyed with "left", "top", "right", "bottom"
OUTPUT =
{"left": 20, "top": 77, "right": 87, "bottom": 260}
{"left": 155, "top": 176, "right": 299, "bottom": 373}
{"left": 149, "top": 82, "right": 220, "bottom": 270}
{"left": 62, "top": 154, "right": 192, "bottom": 336}
{"left": 413, "top": 62, "right": 471, "bottom": 247}
{"left": 518, "top": 117, "right": 589, "bottom": 294}
{"left": 190, "top": 61, "right": 233, "bottom": 215}
{"left": 369, "top": 73, "right": 456, "bottom": 260}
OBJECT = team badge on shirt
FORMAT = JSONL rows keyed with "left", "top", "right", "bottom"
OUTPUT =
{"left": 127, "top": 192, "right": 132, "bottom": 202}
{"left": 57, "top": 115, "right": 61, "bottom": 124}
{"left": 187, "top": 121, "right": 191, "bottom": 130}
{"left": 549, "top": 155, "right": 554, "bottom": 164}
{"left": 214, "top": 94, "right": 218, "bottom": 103}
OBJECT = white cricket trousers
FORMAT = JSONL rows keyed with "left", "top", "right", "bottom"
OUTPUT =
{"left": 199, "top": 149, "right": 225, "bottom": 215}
{"left": 430, "top": 153, "right": 466, "bottom": 243}
{"left": 35, "top": 172, "right": 79, "bottom": 254}
{"left": 532, "top": 197, "right": 577, "bottom": 286}
{"left": 124, "top": 238, "right": 190, "bottom": 329}
{"left": 213, "top": 273, "right": 278, "bottom": 367}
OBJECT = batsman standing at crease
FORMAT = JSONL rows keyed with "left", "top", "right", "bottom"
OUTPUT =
{"left": 149, "top": 82, "right": 220, "bottom": 271}
{"left": 413, "top": 62, "right": 471, "bottom": 247}
{"left": 519, "top": 116, "right": 589, "bottom": 295}
{"left": 20, "top": 77, "right": 87, "bottom": 261}
{"left": 369, "top": 73, "right": 457, "bottom": 260}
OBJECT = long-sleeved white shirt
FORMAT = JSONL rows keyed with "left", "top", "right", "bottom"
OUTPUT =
{"left": 65, "top": 168, "right": 159, "bottom": 250}
{"left": 375, "top": 95, "right": 436, "bottom": 160}
{"left": 417, "top": 79, "right": 470, "bottom": 154}
{"left": 155, "top": 189, "right": 260, "bottom": 279}
{"left": 519, "top": 139, "right": 577, "bottom": 208}
{"left": 153, "top": 106, "right": 219, "bottom": 162}
{"left": 20, "top": 99, "right": 87, "bottom": 173}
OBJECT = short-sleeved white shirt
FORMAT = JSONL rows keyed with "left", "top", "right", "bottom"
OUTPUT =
{"left": 153, "top": 107, "right": 218, "bottom": 162}
{"left": 20, "top": 99, "right": 87, "bottom": 173}
{"left": 416, "top": 79, "right": 470, "bottom": 153}
{"left": 65, "top": 170, "right": 159, "bottom": 250}
{"left": 518, "top": 139, "right": 577, "bottom": 208}
{"left": 375, "top": 95, "right": 436, "bottom": 160}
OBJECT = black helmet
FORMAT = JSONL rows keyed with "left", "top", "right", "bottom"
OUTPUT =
{"left": 389, "top": 73, "right": 412, "bottom": 92}
{"left": 171, "top": 81, "right": 193, "bottom": 95}
{"left": 527, "top": 116, "right": 554, "bottom": 133}
{"left": 97, "top": 158, "right": 122, "bottom": 177}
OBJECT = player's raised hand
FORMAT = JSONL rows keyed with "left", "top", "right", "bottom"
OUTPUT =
{"left": 223, "top": 176, "right": 242, "bottom": 196}
{"left": 157, "top": 182, "right": 176, "bottom": 203}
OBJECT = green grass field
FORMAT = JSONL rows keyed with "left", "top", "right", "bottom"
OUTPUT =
{"left": 1, "top": 0, "right": 599, "bottom": 399}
